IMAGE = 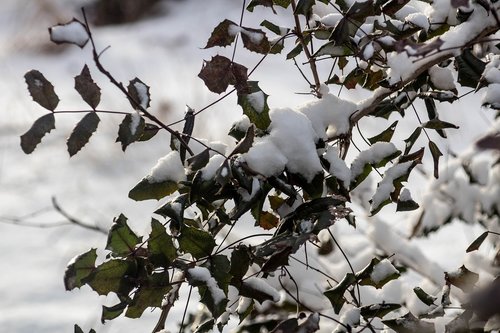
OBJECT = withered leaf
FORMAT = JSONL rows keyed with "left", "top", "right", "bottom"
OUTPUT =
{"left": 20, "top": 113, "right": 56, "bottom": 154}
{"left": 24, "top": 70, "right": 60, "bottom": 111}
{"left": 67, "top": 112, "right": 100, "bottom": 157}
{"left": 74, "top": 65, "right": 101, "bottom": 109}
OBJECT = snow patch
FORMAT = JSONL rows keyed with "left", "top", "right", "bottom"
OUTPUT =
{"left": 147, "top": 151, "right": 186, "bottom": 183}
{"left": 188, "top": 267, "right": 225, "bottom": 305}
{"left": 50, "top": 20, "right": 89, "bottom": 47}
{"left": 370, "top": 258, "right": 399, "bottom": 283}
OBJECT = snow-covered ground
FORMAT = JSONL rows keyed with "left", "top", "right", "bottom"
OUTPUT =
{"left": 0, "top": 0, "right": 496, "bottom": 332}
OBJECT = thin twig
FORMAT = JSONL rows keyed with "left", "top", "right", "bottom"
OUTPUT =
{"left": 52, "top": 197, "right": 107, "bottom": 234}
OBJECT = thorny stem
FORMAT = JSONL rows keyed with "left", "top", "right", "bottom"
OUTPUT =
{"left": 81, "top": 8, "right": 194, "bottom": 157}
{"left": 290, "top": 0, "right": 323, "bottom": 98}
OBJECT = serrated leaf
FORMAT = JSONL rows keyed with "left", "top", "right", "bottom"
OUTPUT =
{"left": 230, "top": 245, "right": 251, "bottom": 281}
{"left": 49, "top": 19, "right": 89, "bottom": 48}
{"left": 205, "top": 19, "right": 238, "bottom": 48}
{"left": 346, "top": 0, "right": 375, "bottom": 20}
{"left": 74, "top": 65, "right": 101, "bottom": 109}
{"left": 455, "top": 49, "right": 486, "bottom": 88}
{"left": 324, "top": 273, "right": 357, "bottom": 314}
{"left": 383, "top": 312, "right": 434, "bottom": 333}
{"left": 466, "top": 231, "right": 489, "bottom": 252}
{"left": 101, "top": 301, "right": 127, "bottom": 323}
{"left": 67, "top": 112, "right": 100, "bottom": 157}
{"left": 20, "top": 113, "right": 56, "bottom": 154}
{"left": 85, "top": 259, "right": 136, "bottom": 296}
{"left": 64, "top": 248, "right": 97, "bottom": 290}
{"left": 240, "top": 27, "right": 271, "bottom": 54}
{"left": 187, "top": 148, "right": 210, "bottom": 171}
{"left": 24, "top": 70, "right": 59, "bottom": 111}
{"left": 106, "top": 214, "right": 142, "bottom": 256}
{"left": 116, "top": 113, "right": 145, "bottom": 151}
{"left": 186, "top": 266, "right": 227, "bottom": 318}
{"left": 413, "top": 287, "right": 437, "bottom": 306}
{"left": 445, "top": 265, "right": 479, "bottom": 292}
{"left": 237, "top": 81, "right": 271, "bottom": 130}
{"left": 148, "top": 219, "right": 177, "bottom": 267}
{"left": 368, "top": 121, "right": 398, "bottom": 144}
{"left": 206, "top": 255, "right": 232, "bottom": 294}
{"left": 360, "top": 303, "right": 401, "bottom": 318}
{"left": 428, "top": 140, "right": 443, "bottom": 179}
{"left": 127, "top": 78, "right": 150, "bottom": 110}
{"left": 198, "top": 55, "right": 248, "bottom": 94}
{"left": 329, "top": 18, "right": 350, "bottom": 45}
{"left": 125, "top": 273, "right": 171, "bottom": 318}
{"left": 260, "top": 20, "right": 287, "bottom": 36}
{"left": 178, "top": 225, "right": 216, "bottom": 259}
{"left": 286, "top": 41, "right": 304, "bottom": 59}
{"left": 396, "top": 198, "right": 419, "bottom": 211}
{"left": 247, "top": 0, "right": 274, "bottom": 12}
{"left": 258, "top": 211, "right": 280, "bottom": 230}
{"left": 128, "top": 178, "right": 178, "bottom": 201}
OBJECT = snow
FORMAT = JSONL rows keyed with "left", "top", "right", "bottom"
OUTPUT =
{"left": 320, "top": 13, "right": 343, "bottom": 27}
{"left": 134, "top": 81, "right": 149, "bottom": 109}
{"left": 201, "top": 154, "right": 225, "bottom": 181}
{"left": 244, "top": 277, "right": 281, "bottom": 302}
{"left": 231, "top": 115, "right": 251, "bottom": 133}
{"left": 146, "top": 151, "right": 186, "bottom": 183}
{"left": 129, "top": 111, "right": 141, "bottom": 136}
{"left": 49, "top": 20, "right": 89, "bottom": 47}
{"left": 405, "top": 12, "right": 430, "bottom": 31}
{"left": 483, "top": 83, "right": 500, "bottom": 107}
{"left": 333, "top": 307, "right": 360, "bottom": 332}
{"left": 371, "top": 161, "right": 413, "bottom": 211}
{"left": 399, "top": 188, "right": 413, "bottom": 202}
{"left": 428, "top": 65, "right": 456, "bottom": 91}
{"left": 350, "top": 142, "right": 399, "bottom": 182}
{"left": 246, "top": 90, "right": 265, "bottom": 113}
{"left": 236, "top": 297, "right": 252, "bottom": 314}
{"left": 323, "top": 146, "right": 351, "bottom": 188}
{"left": 187, "top": 266, "right": 225, "bottom": 305}
{"left": 241, "top": 28, "right": 264, "bottom": 44}
{"left": 370, "top": 258, "right": 399, "bottom": 283}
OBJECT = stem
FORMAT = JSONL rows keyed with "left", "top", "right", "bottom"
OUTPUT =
{"left": 290, "top": 0, "right": 323, "bottom": 97}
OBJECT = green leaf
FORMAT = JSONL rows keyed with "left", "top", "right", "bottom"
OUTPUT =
{"left": 186, "top": 267, "right": 228, "bottom": 318}
{"left": 238, "top": 277, "right": 280, "bottom": 304}
{"left": 356, "top": 258, "right": 400, "bottom": 289}
{"left": 230, "top": 125, "right": 255, "bottom": 157}
{"left": 383, "top": 312, "right": 435, "bottom": 333}
{"left": 371, "top": 99, "right": 401, "bottom": 119}
{"left": 260, "top": 20, "right": 287, "bottom": 36}
{"left": 20, "top": 113, "right": 55, "bottom": 154}
{"left": 187, "top": 148, "right": 210, "bottom": 172}
{"left": 154, "top": 194, "right": 187, "bottom": 230}
{"left": 64, "top": 248, "right": 97, "bottom": 290}
{"left": 74, "top": 324, "right": 84, "bottom": 333}
{"left": 74, "top": 65, "right": 101, "bottom": 109}
{"left": 286, "top": 41, "right": 304, "bottom": 59}
{"left": 329, "top": 18, "right": 350, "bottom": 46}
{"left": 324, "top": 273, "right": 357, "bottom": 314}
{"left": 125, "top": 273, "right": 171, "bottom": 318}
{"left": 428, "top": 140, "right": 443, "bottom": 179}
{"left": 294, "top": 0, "right": 315, "bottom": 16}
{"left": 413, "top": 287, "right": 437, "bottom": 306}
{"left": 148, "top": 219, "right": 177, "bottom": 267}
{"left": 314, "top": 41, "right": 354, "bottom": 57}
{"left": 455, "top": 49, "right": 486, "bottom": 88}
{"left": 237, "top": 81, "right": 271, "bottom": 130}
{"left": 116, "top": 113, "right": 145, "bottom": 151}
{"left": 205, "top": 19, "right": 238, "bottom": 48}
{"left": 138, "top": 123, "right": 160, "bottom": 142}
{"left": 381, "top": 0, "right": 410, "bottom": 16}
{"left": 230, "top": 245, "right": 251, "bottom": 281}
{"left": 101, "top": 300, "right": 128, "bottom": 323}
{"left": 360, "top": 303, "right": 401, "bottom": 319}
{"left": 128, "top": 178, "right": 178, "bottom": 201}
{"left": 445, "top": 265, "right": 479, "bottom": 292}
{"left": 403, "top": 127, "right": 422, "bottom": 155}
{"left": 67, "top": 112, "right": 100, "bottom": 157}
{"left": 422, "top": 119, "right": 459, "bottom": 130}
{"left": 24, "top": 70, "right": 59, "bottom": 111}
{"left": 206, "top": 255, "right": 232, "bottom": 294}
{"left": 466, "top": 231, "right": 489, "bottom": 252}
{"left": 368, "top": 121, "right": 398, "bottom": 144}
{"left": 85, "top": 259, "right": 136, "bottom": 296}
{"left": 106, "top": 214, "right": 142, "bottom": 256}
{"left": 127, "top": 78, "right": 150, "bottom": 110}
{"left": 247, "top": 0, "right": 274, "bottom": 12}
{"left": 178, "top": 225, "right": 216, "bottom": 259}
{"left": 346, "top": 0, "right": 375, "bottom": 20}
{"left": 195, "top": 319, "right": 215, "bottom": 333}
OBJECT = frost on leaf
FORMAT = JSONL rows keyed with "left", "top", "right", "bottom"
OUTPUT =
{"left": 357, "top": 258, "right": 400, "bottom": 289}
{"left": 198, "top": 55, "right": 248, "bottom": 94}
{"left": 20, "top": 113, "right": 56, "bottom": 154}
{"left": 67, "top": 112, "right": 100, "bottom": 157}
{"left": 24, "top": 70, "right": 60, "bottom": 111}
{"left": 74, "top": 65, "right": 101, "bottom": 109}
{"left": 49, "top": 18, "right": 89, "bottom": 48}
{"left": 240, "top": 27, "right": 270, "bottom": 54}
{"left": 237, "top": 81, "right": 271, "bottom": 130}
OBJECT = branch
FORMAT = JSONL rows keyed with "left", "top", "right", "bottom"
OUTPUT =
{"left": 51, "top": 197, "right": 107, "bottom": 234}
{"left": 80, "top": 8, "right": 194, "bottom": 157}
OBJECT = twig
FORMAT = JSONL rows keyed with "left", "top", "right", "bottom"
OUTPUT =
{"left": 81, "top": 8, "right": 194, "bottom": 157}
{"left": 52, "top": 197, "right": 107, "bottom": 234}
